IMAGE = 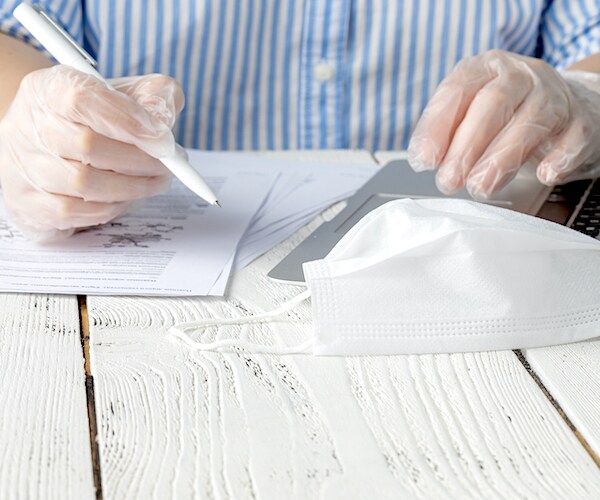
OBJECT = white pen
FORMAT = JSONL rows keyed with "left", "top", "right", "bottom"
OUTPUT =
{"left": 13, "top": 2, "right": 221, "bottom": 207}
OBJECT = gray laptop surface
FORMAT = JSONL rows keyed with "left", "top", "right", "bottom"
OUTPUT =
{"left": 268, "top": 159, "right": 553, "bottom": 284}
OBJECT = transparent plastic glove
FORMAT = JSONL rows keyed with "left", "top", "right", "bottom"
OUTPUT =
{"left": 407, "top": 50, "right": 600, "bottom": 199}
{"left": 0, "top": 65, "right": 185, "bottom": 241}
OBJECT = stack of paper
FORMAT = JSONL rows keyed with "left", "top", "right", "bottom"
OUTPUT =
{"left": 0, "top": 151, "right": 379, "bottom": 296}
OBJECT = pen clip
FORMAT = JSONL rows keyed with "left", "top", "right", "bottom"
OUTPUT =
{"left": 31, "top": 4, "right": 98, "bottom": 67}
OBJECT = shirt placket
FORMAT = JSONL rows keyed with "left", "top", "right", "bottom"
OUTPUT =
{"left": 297, "top": 0, "right": 351, "bottom": 149}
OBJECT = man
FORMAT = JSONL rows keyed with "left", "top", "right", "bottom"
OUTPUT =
{"left": 0, "top": 0, "right": 599, "bottom": 239}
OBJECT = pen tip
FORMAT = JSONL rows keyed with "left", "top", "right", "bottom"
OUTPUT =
{"left": 215, "top": 200, "right": 222, "bottom": 208}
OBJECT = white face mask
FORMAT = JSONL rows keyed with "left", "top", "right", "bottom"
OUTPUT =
{"left": 170, "top": 198, "right": 600, "bottom": 355}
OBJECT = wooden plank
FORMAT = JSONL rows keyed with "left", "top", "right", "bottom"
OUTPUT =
{"left": 524, "top": 342, "right": 600, "bottom": 462}
{"left": 89, "top": 151, "right": 600, "bottom": 499}
{"left": 0, "top": 293, "right": 95, "bottom": 499}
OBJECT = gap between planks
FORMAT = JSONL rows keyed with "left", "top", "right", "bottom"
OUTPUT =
{"left": 513, "top": 349, "right": 600, "bottom": 468}
{"left": 78, "top": 295, "right": 104, "bottom": 500}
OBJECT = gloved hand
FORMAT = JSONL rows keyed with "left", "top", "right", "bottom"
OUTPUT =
{"left": 407, "top": 49, "right": 600, "bottom": 199}
{"left": 0, "top": 65, "right": 185, "bottom": 241}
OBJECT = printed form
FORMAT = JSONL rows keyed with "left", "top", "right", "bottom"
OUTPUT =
{"left": 0, "top": 162, "right": 277, "bottom": 296}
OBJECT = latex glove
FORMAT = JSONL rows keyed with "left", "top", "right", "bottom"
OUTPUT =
{"left": 407, "top": 50, "right": 600, "bottom": 199}
{"left": 0, "top": 65, "right": 184, "bottom": 241}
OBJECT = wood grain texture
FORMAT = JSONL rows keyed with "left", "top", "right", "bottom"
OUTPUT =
{"left": 0, "top": 293, "right": 95, "bottom": 499}
{"left": 89, "top": 151, "right": 600, "bottom": 499}
{"left": 524, "top": 341, "right": 600, "bottom": 458}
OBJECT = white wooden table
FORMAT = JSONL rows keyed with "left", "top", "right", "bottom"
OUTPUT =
{"left": 1, "top": 151, "right": 599, "bottom": 500}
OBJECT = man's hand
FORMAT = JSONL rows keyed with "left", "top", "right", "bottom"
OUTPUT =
{"left": 408, "top": 49, "right": 600, "bottom": 198}
{"left": 0, "top": 65, "right": 184, "bottom": 241}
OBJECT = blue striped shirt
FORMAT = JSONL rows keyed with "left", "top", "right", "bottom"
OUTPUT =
{"left": 2, "top": 0, "right": 600, "bottom": 151}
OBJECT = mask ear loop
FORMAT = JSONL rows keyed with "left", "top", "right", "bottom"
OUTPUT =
{"left": 169, "top": 290, "right": 313, "bottom": 354}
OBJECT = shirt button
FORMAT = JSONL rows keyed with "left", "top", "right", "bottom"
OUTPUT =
{"left": 314, "top": 62, "right": 335, "bottom": 82}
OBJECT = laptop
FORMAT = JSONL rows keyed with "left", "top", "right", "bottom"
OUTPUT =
{"left": 268, "top": 159, "right": 598, "bottom": 284}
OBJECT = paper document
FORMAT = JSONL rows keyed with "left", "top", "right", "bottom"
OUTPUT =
{"left": 0, "top": 162, "right": 276, "bottom": 296}
{"left": 0, "top": 151, "right": 379, "bottom": 296}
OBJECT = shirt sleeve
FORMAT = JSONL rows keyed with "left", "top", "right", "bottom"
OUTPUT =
{"left": 0, "top": 0, "right": 83, "bottom": 52}
{"left": 540, "top": 0, "right": 600, "bottom": 68}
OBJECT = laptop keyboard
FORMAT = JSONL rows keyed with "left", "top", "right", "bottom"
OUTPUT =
{"left": 569, "top": 179, "right": 600, "bottom": 239}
